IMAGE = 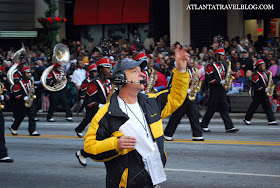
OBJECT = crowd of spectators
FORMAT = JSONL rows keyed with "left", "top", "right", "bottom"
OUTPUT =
{"left": 1, "top": 32, "right": 280, "bottom": 113}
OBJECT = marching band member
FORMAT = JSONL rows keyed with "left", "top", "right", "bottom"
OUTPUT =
{"left": 9, "top": 65, "right": 40, "bottom": 136}
{"left": 0, "top": 66, "right": 14, "bottom": 162}
{"left": 46, "top": 62, "right": 73, "bottom": 122}
{"left": 201, "top": 47, "right": 239, "bottom": 133}
{"left": 164, "top": 61, "right": 204, "bottom": 141}
{"left": 75, "top": 58, "right": 112, "bottom": 166}
{"left": 243, "top": 59, "right": 277, "bottom": 125}
{"left": 74, "top": 63, "right": 99, "bottom": 138}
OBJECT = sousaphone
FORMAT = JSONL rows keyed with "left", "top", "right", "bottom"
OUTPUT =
{"left": 41, "top": 43, "right": 70, "bottom": 92}
{"left": 7, "top": 43, "right": 26, "bottom": 85}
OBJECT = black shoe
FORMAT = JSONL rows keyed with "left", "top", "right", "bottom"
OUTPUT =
{"left": 192, "top": 137, "right": 205, "bottom": 141}
{"left": 47, "top": 118, "right": 55, "bottom": 122}
{"left": 268, "top": 121, "right": 278, "bottom": 125}
{"left": 66, "top": 117, "right": 73, "bottom": 122}
{"left": 163, "top": 135, "right": 174, "bottom": 141}
{"left": 76, "top": 131, "right": 83, "bottom": 138}
{"left": 243, "top": 118, "right": 251, "bottom": 125}
{"left": 0, "top": 157, "right": 14, "bottom": 163}
{"left": 29, "top": 131, "right": 40, "bottom": 136}
{"left": 76, "top": 151, "right": 87, "bottom": 166}
{"left": 202, "top": 128, "right": 211, "bottom": 132}
{"left": 9, "top": 127, "right": 18, "bottom": 135}
{"left": 226, "top": 128, "right": 239, "bottom": 133}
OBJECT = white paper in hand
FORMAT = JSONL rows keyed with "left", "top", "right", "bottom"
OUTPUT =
{"left": 119, "top": 119, "right": 155, "bottom": 159}
{"left": 146, "top": 143, "right": 167, "bottom": 185}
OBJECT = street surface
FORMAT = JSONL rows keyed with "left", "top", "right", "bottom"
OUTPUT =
{"left": 1, "top": 114, "right": 280, "bottom": 188}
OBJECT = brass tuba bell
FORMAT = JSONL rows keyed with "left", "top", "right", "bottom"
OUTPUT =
{"left": 41, "top": 43, "right": 70, "bottom": 92}
{"left": 7, "top": 43, "right": 26, "bottom": 85}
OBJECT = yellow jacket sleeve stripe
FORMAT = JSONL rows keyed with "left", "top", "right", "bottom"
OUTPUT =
{"left": 84, "top": 103, "right": 121, "bottom": 162}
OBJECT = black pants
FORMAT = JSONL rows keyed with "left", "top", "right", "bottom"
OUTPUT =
{"left": 78, "top": 106, "right": 99, "bottom": 159}
{"left": 245, "top": 93, "right": 275, "bottom": 122}
{"left": 164, "top": 97, "right": 203, "bottom": 138}
{"left": 0, "top": 111, "right": 8, "bottom": 158}
{"left": 47, "top": 90, "right": 72, "bottom": 119}
{"left": 11, "top": 100, "right": 36, "bottom": 134}
{"left": 75, "top": 106, "right": 98, "bottom": 133}
{"left": 35, "top": 88, "right": 42, "bottom": 111}
{"left": 201, "top": 90, "right": 234, "bottom": 130}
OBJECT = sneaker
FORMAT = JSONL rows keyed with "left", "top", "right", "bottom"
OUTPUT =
{"left": 76, "top": 151, "right": 87, "bottom": 166}
{"left": 29, "top": 131, "right": 40, "bottom": 136}
{"left": 226, "top": 128, "right": 239, "bottom": 133}
{"left": 34, "top": 117, "right": 39, "bottom": 121}
{"left": 163, "top": 135, "right": 174, "bottom": 141}
{"left": 192, "top": 137, "right": 205, "bottom": 141}
{"left": 47, "top": 118, "right": 55, "bottom": 122}
{"left": 38, "top": 109, "right": 43, "bottom": 113}
{"left": 0, "top": 156, "right": 14, "bottom": 163}
{"left": 268, "top": 121, "right": 278, "bottom": 125}
{"left": 9, "top": 127, "right": 18, "bottom": 135}
{"left": 202, "top": 128, "right": 211, "bottom": 132}
{"left": 76, "top": 131, "right": 83, "bottom": 138}
{"left": 243, "top": 118, "right": 251, "bottom": 125}
{"left": 65, "top": 117, "right": 73, "bottom": 122}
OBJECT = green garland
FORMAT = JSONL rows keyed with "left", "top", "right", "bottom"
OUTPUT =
{"left": 45, "top": 3, "right": 58, "bottom": 17}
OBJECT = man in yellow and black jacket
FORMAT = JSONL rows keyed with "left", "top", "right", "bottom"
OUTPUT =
{"left": 84, "top": 47, "right": 190, "bottom": 188}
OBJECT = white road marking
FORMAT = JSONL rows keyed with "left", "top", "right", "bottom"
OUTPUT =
{"left": 164, "top": 168, "right": 280, "bottom": 178}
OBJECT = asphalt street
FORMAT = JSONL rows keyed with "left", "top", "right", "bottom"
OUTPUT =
{"left": 0, "top": 114, "right": 280, "bottom": 188}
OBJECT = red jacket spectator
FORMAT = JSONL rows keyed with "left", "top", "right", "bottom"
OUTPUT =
{"left": 154, "top": 72, "right": 167, "bottom": 88}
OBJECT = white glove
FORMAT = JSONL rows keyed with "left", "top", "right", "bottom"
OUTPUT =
{"left": 24, "top": 96, "right": 28, "bottom": 101}
{"left": 98, "top": 104, "right": 105, "bottom": 108}
{"left": 187, "top": 89, "right": 192, "bottom": 94}
{"left": 220, "top": 80, "right": 226, "bottom": 85}
{"left": 265, "top": 88, "right": 269, "bottom": 92}
{"left": 0, "top": 95, "right": 4, "bottom": 101}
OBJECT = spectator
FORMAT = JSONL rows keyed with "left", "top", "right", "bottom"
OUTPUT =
{"left": 87, "top": 38, "right": 95, "bottom": 52}
{"left": 199, "top": 46, "right": 208, "bottom": 60}
{"left": 268, "top": 59, "right": 278, "bottom": 85}
{"left": 159, "top": 62, "right": 171, "bottom": 78}
{"left": 244, "top": 70, "right": 253, "bottom": 92}
{"left": 233, "top": 62, "right": 245, "bottom": 84}
{"left": 71, "top": 60, "right": 86, "bottom": 112}
{"left": 154, "top": 67, "right": 167, "bottom": 91}
{"left": 239, "top": 50, "right": 252, "bottom": 72}
{"left": 144, "top": 32, "right": 155, "bottom": 50}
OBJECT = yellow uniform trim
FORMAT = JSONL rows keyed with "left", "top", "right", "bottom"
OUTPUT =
{"left": 84, "top": 103, "right": 121, "bottom": 162}
{"left": 150, "top": 119, "right": 163, "bottom": 139}
{"left": 119, "top": 168, "right": 128, "bottom": 188}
